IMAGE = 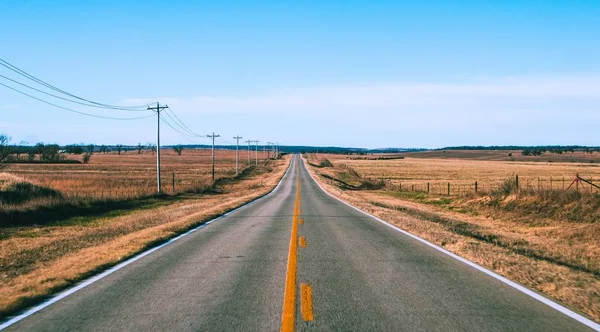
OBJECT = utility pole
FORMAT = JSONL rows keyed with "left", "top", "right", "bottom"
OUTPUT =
{"left": 207, "top": 132, "right": 220, "bottom": 180}
{"left": 245, "top": 139, "right": 252, "bottom": 165}
{"left": 267, "top": 142, "right": 273, "bottom": 159}
{"left": 147, "top": 102, "right": 168, "bottom": 193}
{"left": 254, "top": 140, "right": 260, "bottom": 166}
{"left": 233, "top": 135, "right": 243, "bottom": 175}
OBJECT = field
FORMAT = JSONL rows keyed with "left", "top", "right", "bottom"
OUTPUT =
{"left": 321, "top": 152, "right": 600, "bottom": 195}
{"left": 5, "top": 149, "right": 254, "bottom": 199}
{"left": 306, "top": 152, "right": 600, "bottom": 321}
{"left": 0, "top": 151, "right": 289, "bottom": 317}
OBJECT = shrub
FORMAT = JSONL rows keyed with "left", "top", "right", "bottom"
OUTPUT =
{"left": 82, "top": 152, "right": 91, "bottom": 164}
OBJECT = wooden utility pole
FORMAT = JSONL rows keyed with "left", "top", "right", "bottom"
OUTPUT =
{"left": 233, "top": 135, "right": 243, "bottom": 175}
{"left": 267, "top": 142, "right": 273, "bottom": 159}
{"left": 254, "top": 140, "right": 260, "bottom": 166}
{"left": 245, "top": 139, "right": 252, "bottom": 165}
{"left": 147, "top": 102, "right": 168, "bottom": 193}
{"left": 207, "top": 132, "right": 220, "bottom": 180}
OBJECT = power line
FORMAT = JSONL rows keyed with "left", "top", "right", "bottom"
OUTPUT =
{"left": 0, "top": 74, "right": 152, "bottom": 112}
{"left": 159, "top": 116, "right": 200, "bottom": 143}
{"left": 164, "top": 107, "right": 205, "bottom": 138}
{"left": 0, "top": 82, "right": 155, "bottom": 120}
{"left": 162, "top": 108, "right": 208, "bottom": 140}
{"left": 0, "top": 57, "right": 152, "bottom": 110}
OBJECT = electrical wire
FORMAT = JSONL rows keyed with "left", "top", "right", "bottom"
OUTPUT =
{"left": 162, "top": 108, "right": 204, "bottom": 138}
{"left": 159, "top": 116, "right": 202, "bottom": 144}
{"left": 0, "top": 74, "right": 152, "bottom": 112}
{"left": 0, "top": 57, "right": 153, "bottom": 110}
{"left": 165, "top": 107, "right": 203, "bottom": 137}
{"left": 0, "top": 82, "right": 155, "bottom": 120}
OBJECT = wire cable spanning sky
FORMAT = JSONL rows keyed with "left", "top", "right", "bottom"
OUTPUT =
{"left": 0, "top": 57, "right": 215, "bottom": 145}
{"left": 1, "top": 1, "right": 599, "bottom": 148}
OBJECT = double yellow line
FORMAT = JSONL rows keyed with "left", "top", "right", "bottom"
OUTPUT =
{"left": 280, "top": 174, "right": 301, "bottom": 332}
{"left": 281, "top": 159, "right": 314, "bottom": 331}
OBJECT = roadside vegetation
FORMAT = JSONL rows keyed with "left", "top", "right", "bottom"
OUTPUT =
{"left": 305, "top": 152, "right": 600, "bottom": 321}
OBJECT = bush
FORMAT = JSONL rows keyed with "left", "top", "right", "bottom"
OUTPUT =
{"left": 495, "top": 178, "right": 518, "bottom": 196}
{"left": 82, "top": 152, "right": 91, "bottom": 164}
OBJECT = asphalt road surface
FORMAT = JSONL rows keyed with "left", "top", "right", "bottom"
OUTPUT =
{"left": 3, "top": 155, "right": 595, "bottom": 331}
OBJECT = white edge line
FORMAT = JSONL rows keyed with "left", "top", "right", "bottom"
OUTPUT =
{"left": 301, "top": 157, "right": 600, "bottom": 331}
{"left": 0, "top": 156, "right": 296, "bottom": 330}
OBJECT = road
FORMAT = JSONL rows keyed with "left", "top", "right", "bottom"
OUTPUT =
{"left": 3, "top": 155, "right": 595, "bottom": 331}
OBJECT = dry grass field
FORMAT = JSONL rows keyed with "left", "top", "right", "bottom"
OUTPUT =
{"left": 320, "top": 152, "right": 600, "bottom": 195}
{"left": 4, "top": 149, "right": 252, "bottom": 202}
{"left": 305, "top": 153, "right": 600, "bottom": 321}
{"left": 0, "top": 153, "right": 289, "bottom": 318}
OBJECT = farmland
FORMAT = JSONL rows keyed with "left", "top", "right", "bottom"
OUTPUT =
{"left": 306, "top": 152, "right": 600, "bottom": 320}
{"left": 0, "top": 151, "right": 289, "bottom": 317}
{"left": 3, "top": 149, "right": 253, "bottom": 204}
{"left": 324, "top": 153, "right": 600, "bottom": 195}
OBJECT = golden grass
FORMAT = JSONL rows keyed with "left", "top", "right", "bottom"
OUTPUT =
{"left": 0, "top": 155, "right": 290, "bottom": 317}
{"left": 6, "top": 149, "right": 254, "bottom": 201}
{"left": 317, "top": 153, "right": 600, "bottom": 194}
{"left": 305, "top": 154, "right": 600, "bottom": 322}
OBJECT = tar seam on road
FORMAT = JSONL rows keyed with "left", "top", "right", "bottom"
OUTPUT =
{"left": 302, "top": 157, "right": 600, "bottom": 331}
{"left": 0, "top": 157, "right": 295, "bottom": 331}
{"left": 301, "top": 283, "right": 314, "bottom": 322}
{"left": 280, "top": 171, "right": 301, "bottom": 332}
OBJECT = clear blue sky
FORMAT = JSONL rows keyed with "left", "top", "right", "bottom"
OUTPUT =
{"left": 1, "top": 0, "right": 599, "bottom": 148}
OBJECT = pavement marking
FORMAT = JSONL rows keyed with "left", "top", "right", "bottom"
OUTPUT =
{"left": 0, "top": 156, "right": 296, "bottom": 331}
{"left": 302, "top": 158, "right": 600, "bottom": 331}
{"left": 301, "top": 283, "right": 314, "bottom": 322}
{"left": 299, "top": 236, "right": 306, "bottom": 248}
{"left": 280, "top": 173, "right": 301, "bottom": 332}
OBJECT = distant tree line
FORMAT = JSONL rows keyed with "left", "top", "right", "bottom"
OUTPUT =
{"left": 442, "top": 145, "right": 600, "bottom": 153}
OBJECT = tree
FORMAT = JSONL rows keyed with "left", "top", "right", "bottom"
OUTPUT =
{"left": 173, "top": 145, "right": 183, "bottom": 156}
{"left": 0, "top": 134, "right": 12, "bottom": 170}
{"left": 137, "top": 143, "right": 144, "bottom": 154}
{"left": 87, "top": 144, "right": 94, "bottom": 155}
{"left": 99, "top": 145, "right": 107, "bottom": 154}
{"left": 147, "top": 142, "right": 156, "bottom": 155}
{"left": 82, "top": 152, "right": 91, "bottom": 164}
{"left": 65, "top": 144, "right": 84, "bottom": 154}
{"left": 116, "top": 144, "right": 124, "bottom": 155}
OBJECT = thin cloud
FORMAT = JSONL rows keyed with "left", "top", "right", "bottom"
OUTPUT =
{"left": 122, "top": 75, "right": 600, "bottom": 115}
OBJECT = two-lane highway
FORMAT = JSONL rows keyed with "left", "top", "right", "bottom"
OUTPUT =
{"left": 3, "top": 155, "right": 595, "bottom": 331}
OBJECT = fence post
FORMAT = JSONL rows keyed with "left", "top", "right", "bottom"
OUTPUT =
{"left": 427, "top": 182, "right": 430, "bottom": 193}
{"left": 475, "top": 181, "right": 478, "bottom": 193}
{"left": 172, "top": 173, "right": 175, "bottom": 192}
{"left": 447, "top": 182, "right": 450, "bottom": 196}
{"left": 550, "top": 176, "right": 553, "bottom": 190}
{"left": 515, "top": 175, "right": 519, "bottom": 191}
{"left": 411, "top": 184, "right": 414, "bottom": 192}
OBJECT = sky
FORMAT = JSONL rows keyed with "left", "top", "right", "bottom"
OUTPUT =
{"left": 0, "top": 0, "right": 599, "bottom": 149}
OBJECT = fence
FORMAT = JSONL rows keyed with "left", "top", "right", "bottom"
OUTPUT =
{"left": 382, "top": 174, "right": 599, "bottom": 197}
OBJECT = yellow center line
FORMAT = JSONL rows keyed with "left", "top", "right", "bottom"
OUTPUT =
{"left": 280, "top": 173, "right": 301, "bottom": 332}
{"left": 301, "top": 283, "right": 314, "bottom": 322}
{"left": 299, "top": 237, "right": 306, "bottom": 248}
